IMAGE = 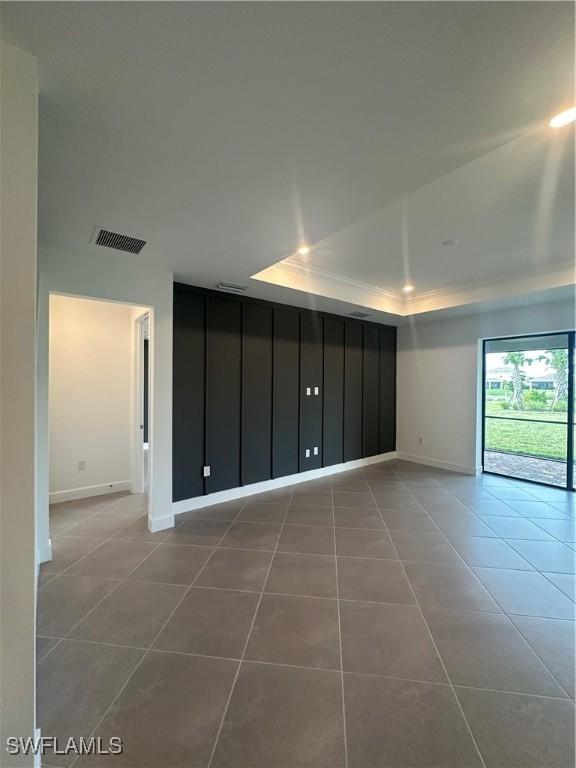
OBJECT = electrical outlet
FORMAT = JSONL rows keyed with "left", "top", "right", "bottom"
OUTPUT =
{"left": 78, "top": 460, "right": 86, "bottom": 471}
{"left": 313, "top": 446, "right": 319, "bottom": 456}
{"left": 306, "top": 387, "right": 311, "bottom": 396}
{"left": 314, "top": 386, "right": 319, "bottom": 395}
{"left": 203, "top": 465, "right": 211, "bottom": 477}
{"left": 305, "top": 448, "right": 311, "bottom": 458}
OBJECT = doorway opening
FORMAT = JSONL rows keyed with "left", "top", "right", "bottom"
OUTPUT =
{"left": 482, "top": 332, "right": 575, "bottom": 489}
{"left": 47, "top": 294, "right": 151, "bottom": 539}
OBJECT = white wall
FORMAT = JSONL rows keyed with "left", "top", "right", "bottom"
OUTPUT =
{"left": 0, "top": 41, "right": 38, "bottom": 766}
{"left": 396, "top": 299, "right": 575, "bottom": 474}
{"left": 49, "top": 295, "right": 141, "bottom": 502}
{"left": 37, "top": 245, "right": 174, "bottom": 563}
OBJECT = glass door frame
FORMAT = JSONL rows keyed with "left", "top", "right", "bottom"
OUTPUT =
{"left": 481, "top": 330, "right": 575, "bottom": 491}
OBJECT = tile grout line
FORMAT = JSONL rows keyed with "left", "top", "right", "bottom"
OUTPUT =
{"left": 37, "top": 634, "right": 575, "bottom": 704}
{"left": 331, "top": 484, "right": 349, "bottom": 768}
{"left": 366, "top": 478, "right": 489, "bottom": 768}
{"left": 205, "top": 488, "right": 293, "bottom": 768}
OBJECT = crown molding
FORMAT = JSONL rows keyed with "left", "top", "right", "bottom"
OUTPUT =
{"left": 253, "top": 254, "right": 574, "bottom": 318}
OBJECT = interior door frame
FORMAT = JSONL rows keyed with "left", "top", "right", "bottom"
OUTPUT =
{"left": 132, "top": 311, "right": 150, "bottom": 494}
{"left": 481, "top": 330, "right": 575, "bottom": 491}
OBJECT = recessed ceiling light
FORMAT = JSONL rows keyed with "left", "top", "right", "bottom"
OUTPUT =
{"left": 549, "top": 108, "right": 576, "bottom": 128}
{"left": 297, "top": 244, "right": 310, "bottom": 255}
{"left": 442, "top": 239, "right": 458, "bottom": 247}
{"left": 403, "top": 285, "right": 414, "bottom": 293}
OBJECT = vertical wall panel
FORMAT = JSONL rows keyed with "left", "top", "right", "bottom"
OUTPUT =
{"left": 363, "top": 324, "right": 380, "bottom": 457}
{"left": 299, "top": 314, "right": 323, "bottom": 470}
{"left": 205, "top": 297, "right": 242, "bottom": 493}
{"left": 323, "top": 316, "right": 344, "bottom": 467}
{"left": 242, "top": 303, "right": 273, "bottom": 485}
{"left": 380, "top": 326, "right": 397, "bottom": 453}
{"left": 272, "top": 308, "right": 300, "bottom": 478}
{"left": 172, "top": 290, "right": 205, "bottom": 501}
{"left": 344, "top": 322, "right": 363, "bottom": 461}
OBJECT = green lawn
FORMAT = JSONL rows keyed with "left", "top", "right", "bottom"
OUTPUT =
{"left": 485, "top": 401, "right": 568, "bottom": 461}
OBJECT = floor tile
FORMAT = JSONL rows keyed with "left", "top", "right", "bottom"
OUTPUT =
{"left": 429, "top": 509, "right": 498, "bottom": 538}
{"left": 511, "top": 616, "right": 576, "bottom": 698}
{"left": 237, "top": 501, "right": 287, "bottom": 523}
{"left": 483, "top": 517, "right": 554, "bottom": 540}
{"left": 66, "top": 540, "right": 157, "bottom": 579}
{"left": 37, "top": 574, "right": 119, "bottom": 636}
{"left": 506, "top": 500, "right": 567, "bottom": 518}
{"left": 379, "top": 508, "right": 438, "bottom": 532}
{"left": 84, "top": 651, "right": 238, "bottom": 768}
{"left": 344, "top": 673, "right": 482, "bottom": 767}
{"left": 542, "top": 572, "right": 576, "bottom": 601}
{"left": 286, "top": 504, "right": 334, "bottom": 526}
{"left": 291, "top": 490, "right": 333, "bottom": 507}
{"left": 456, "top": 687, "right": 575, "bottom": 768}
{"left": 36, "top": 636, "right": 60, "bottom": 663}
{"left": 166, "top": 518, "right": 231, "bottom": 547}
{"left": 112, "top": 515, "right": 171, "bottom": 543}
{"left": 390, "top": 531, "right": 461, "bottom": 563}
{"left": 532, "top": 518, "right": 576, "bottom": 542}
{"left": 467, "top": 499, "right": 520, "bottom": 516}
{"left": 219, "top": 521, "right": 281, "bottom": 551}
{"left": 251, "top": 488, "right": 294, "bottom": 503}
{"left": 448, "top": 535, "right": 534, "bottom": 570}
{"left": 63, "top": 511, "right": 137, "bottom": 539}
{"left": 335, "top": 527, "right": 397, "bottom": 559}
{"left": 265, "top": 552, "right": 337, "bottom": 598}
{"left": 154, "top": 587, "right": 259, "bottom": 658}
{"left": 40, "top": 535, "right": 106, "bottom": 575}
{"left": 425, "top": 608, "right": 565, "bottom": 696}
{"left": 333, "top": 506, "right": 384, "bottom": 529}
{"left": 127, "top": 543, "right": 213, "bottom": 585}
{"left": 405, "top": 561, "right": 500, "bottom": 613}
{"left": 473, "top": 567, "right": 576, "bottom": 619}
{"left": 196, "top": 548, "right": 272, "bottom": 591}
{"left": 340, "top": 601, "right": 446, "bottom": 681}
{"left": 37, "top": 640, "right": 143, "bottom": 766}
{"left": 191, "top": 500, "right": 245, "bottom": 521}
{"left": 332, "top": 490, "right": 376, "bottom": 508}
{"left": 245, "top": 593, "right": 340, "bottom": 669}
{"left": 69, "top": 580, "right": 186, "bottom": 647}
{"left": 488, "top": 487, "right": 540, "bottom": 501}
{"left": 338, "top": 557, "right": 415, "bottom": 605}
{"left": 372, "top": 493, "right": 423, "bottom": 511}
{"left": 212, "top": 662, "right": 345, "bottom": 767}
{"left": 507, "top": 540, "right": 576, "bottom": 574}
{"left": 278, "top": 524, "right": 335, "bottom": 555}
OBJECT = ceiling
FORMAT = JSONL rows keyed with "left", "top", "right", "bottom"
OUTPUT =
{"left": 2, "top": 1, "right": 574, "bottom": 323}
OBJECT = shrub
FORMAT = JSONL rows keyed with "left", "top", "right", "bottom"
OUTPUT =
{"left": 523, "top": 390, "right": 548, "bottom": 410}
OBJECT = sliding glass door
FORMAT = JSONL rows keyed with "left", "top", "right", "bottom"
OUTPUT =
{"left": 482, "top": 332, "right": 575, "bottom": 489}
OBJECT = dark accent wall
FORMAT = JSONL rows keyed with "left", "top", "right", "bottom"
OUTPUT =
{"left": 173, "top": 283, "right": 397, "bottom": 502}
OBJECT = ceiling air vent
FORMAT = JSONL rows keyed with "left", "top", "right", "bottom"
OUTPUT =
{"left": 349, "top": 311, "right": 371, "bottom": 319}
{"left": 93, "top": 228, "right": 147, "bottom": 255}
{"left": 215, "top": 281, "right": 248, "bottom": 293}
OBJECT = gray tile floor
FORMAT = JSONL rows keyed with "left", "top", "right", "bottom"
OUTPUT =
{"left": 38, "top": 461, "right": 576, "bottom": 767}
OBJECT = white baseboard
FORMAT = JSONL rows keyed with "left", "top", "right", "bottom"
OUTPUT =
{"left": 49, "top": 480, "right": 132, "bottom": 504}
{"left": 396, "top": 451, "right": 476, "bottom": 475}
{"left": 173, "top": 452, "right": 397, "bottom": 516}
{"left": 148, "top": 513, "right": 175, "bottom": 533}
{"left": 37, "top": 538, "right": 52, "bottom": 566}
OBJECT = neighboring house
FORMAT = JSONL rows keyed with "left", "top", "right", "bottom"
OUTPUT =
{"left": 527, "top": 373, "right": 556, "bottom": 390}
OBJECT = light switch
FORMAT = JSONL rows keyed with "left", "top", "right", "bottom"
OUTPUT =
{"left": 305, "top": 448, "right": 311, "bottom": 458}
{"left": 306, "top": 387, "right": 311, "bottom": 396}
{"left": 203, "top": 465, "right": 211, "bottom": 477}
{"left": 314, "top": 386, "right": 319, "bottom": 396}
{"left": 313, "top": 446, "right": 319, "bottom": 456}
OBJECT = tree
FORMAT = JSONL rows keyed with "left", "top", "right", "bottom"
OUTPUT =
{"left": 504, "top": 352, "right": 532, "bottom": 409}
{"left": 539, "top": 350, "right": 568, "bottom": 410}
